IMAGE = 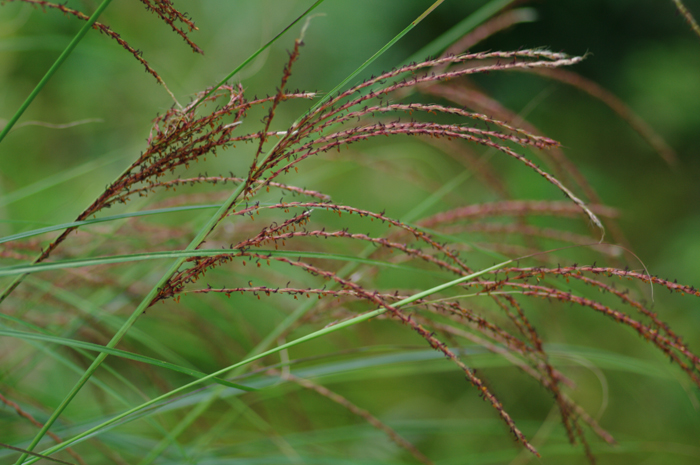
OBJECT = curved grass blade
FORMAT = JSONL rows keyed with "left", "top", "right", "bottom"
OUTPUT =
{"left": 12, "top": 1, "right": 519, "bottom": 460}
{"left": 0, "top": 312, "right": 190, "bottom": 459}
{"left": 23, "top": 259, "right": 513, "bottom": 463}
{"left": 148, "top": 343, "right": 679, "bottom": 416}
{"left": 0, "top": 0, "right": 114, "bottom": 144}
{"left": 0, "top": 442, "right": 75, "bottom": 465}
{"left": 0, "top": 205, "right": 222, "bottom": 245}
{"left": 0, "top": 152, "right": 126, "bottom": 209}
{"left": 0, "top": 249, "right": 427, "bottom": 278}
{"left": 0, "top": 1, "right": 329, "bottom": 303}
{"left": 0, "top": 328, "right": 253, "bottom": 391}
{"left": 12, "top": 182, "right": 244, "bottom": 464}
{"left": 25, "top": 275, "right": 196, "bottom": 371}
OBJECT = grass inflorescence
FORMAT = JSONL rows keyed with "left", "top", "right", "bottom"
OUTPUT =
{"left": 1, "top": 2, "right": 699, "bottom": 465}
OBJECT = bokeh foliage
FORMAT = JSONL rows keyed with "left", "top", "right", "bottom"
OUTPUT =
{"left": 0, "top": 1, "right": 699, "bottom": 464}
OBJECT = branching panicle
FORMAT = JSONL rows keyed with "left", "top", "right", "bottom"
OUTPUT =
{"left": 2, "top": 27, "right": 697, "bottom": 465}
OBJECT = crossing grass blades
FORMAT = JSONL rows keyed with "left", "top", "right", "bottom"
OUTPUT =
{"left": 1, "top": 1, "right": 700, "bottom": 465}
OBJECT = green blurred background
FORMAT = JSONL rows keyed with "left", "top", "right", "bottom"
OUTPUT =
{"left": 1, "top": 1, "right": 699, "bottom": 464}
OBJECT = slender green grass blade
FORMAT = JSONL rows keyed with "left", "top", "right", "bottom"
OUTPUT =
{"left": 239, "top": 8, "right": 492, "bottom": 365}
{"left": 0, "top": 0, "right": 114, "bottom": 145}
{"left": 13, "top": 179, "right": 246, "bottom": 462}
{"left": 0, "top": 205, "right": 222, "bottom": 245}
{"left": 24, "top": 259, "right": 513, "bottom": 463}
{"left": 190, "top": 0, "right": 329, "bottom": 113}
{"left": 0, "top": 328, "right": 254, "bottom": 391}
{"left": 356, "top": 0, "right": 519, "bottom": 103}
{"left": 0, "top": 249, "right": 432, "bottom": 278}
{"left": 7, "top": 2, "right": 543, "bottom": 462}
{"left": 147, "top": 343, "right": 679, "bottom": 416}
{"left": 0, "top": 151, "right": 129, "bottom": 208}
{"left": 13, "top": 0, "right": 340, "bottom": 443}
{"left": 0, "top": 442, "right": 74, "bottom": 465}
{"left": 25, "top": 276, "right": 197, "bottom": 371}
{"left": 404, "top": 0, "right": 518, "bottom": 64}
{"left": 304, "top": 0, "right": 445, "bottom": 116}
{"left": 0, "top": 313, "right": 190, "bottom": 458}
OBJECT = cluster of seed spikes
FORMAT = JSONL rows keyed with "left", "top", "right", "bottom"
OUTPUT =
{"left": 3, "top": 35, "right": 700, "bottom": 465}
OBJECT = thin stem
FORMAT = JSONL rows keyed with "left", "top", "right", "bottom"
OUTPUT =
{"left": 14, "top": 183, "right": 246, "bottom": 464}
{"left": 0, "top": 0, "right": 115, "bottom": 145}
{"left": 304, "top": 0, "right": 445, "bottom": 117}
{"left": 25, "top": 259, "right": 513, "bottom": 463}
{"left": 672, "top": 0, "right": 700, "bottom": 38}
{"left": 188, "top": 0, "right": 328, "bottom": 114}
